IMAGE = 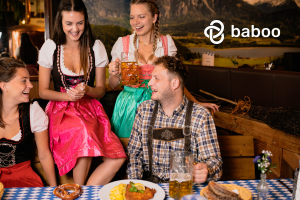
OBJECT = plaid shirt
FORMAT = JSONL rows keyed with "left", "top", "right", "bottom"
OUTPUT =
{"left": 127, "top": 95, "right": 222, "bottom": 181}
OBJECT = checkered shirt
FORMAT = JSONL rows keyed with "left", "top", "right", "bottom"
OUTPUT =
{"left": 127, "top": 95, "right": 223, "bottom": 181}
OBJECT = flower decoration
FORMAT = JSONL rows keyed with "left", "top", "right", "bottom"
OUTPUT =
{"left": 253, "top": 150, "right": 277, "bottom": 175}
{"left": 67, "top": 78, "right": 83, "bottom": 85}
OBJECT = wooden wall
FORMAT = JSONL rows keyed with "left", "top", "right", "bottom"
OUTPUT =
{"left": 214, "top": 111, "right": 298, "bottom": 179}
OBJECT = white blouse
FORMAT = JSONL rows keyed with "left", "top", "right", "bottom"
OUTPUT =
{"left": 10, "top": 101, "right": 49, "bottom": 141}
{"left": 111, "top": 33, "right": 177, "bottom": 62}
{"left": 38, "top": 39, "right": 109, "bottom": 76}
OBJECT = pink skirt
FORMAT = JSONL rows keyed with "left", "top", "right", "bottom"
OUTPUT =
{"left": 46, "top": 95, "right": 126, "bottom": 176}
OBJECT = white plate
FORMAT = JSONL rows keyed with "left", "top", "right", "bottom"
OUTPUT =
{"left": 98, "top": 179, "right": 165, "bottom": 200}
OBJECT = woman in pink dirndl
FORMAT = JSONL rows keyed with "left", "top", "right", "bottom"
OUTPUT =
{"left": 38, "top": 0, "right": 126, "bottom": 185}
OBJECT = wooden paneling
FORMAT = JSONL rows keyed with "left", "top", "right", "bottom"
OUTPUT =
{"left": 221, "top": 158, "right": 255, "bottom": 180}
{"left": 29, "top": 76, "right": 54, "bottom": 100}
{"left": 214, "top": 111, "right": 300, "bottom": 155}
{"left": 119, "top": 138, "right": 129, "bottom": 150}
{"left": 218, "top": 135, "right": 255, "bottom": 180}
{"left": 218, "top": 136, "right": 254, "bottom": 157}
{"left": 29, "top": 79, "right": 40, "bottom": 99}
{"left": 44, "top": 0, "right": 52, "bottom": 40}
{"left": 283, "top": 149, "right": 300, "bottom": 170}
{"left": 266, "top": 144, "right": 282, "bottom": 179}
{"left": 280, "top": 159, "right": 294, "bottom": 179}
{"left": 254, "top": 137, "right": 296, "bottom": 179}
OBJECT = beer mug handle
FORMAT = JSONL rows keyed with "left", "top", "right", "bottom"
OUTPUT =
{"left": 117, "top": 61, "right": 122, "bottom": 78}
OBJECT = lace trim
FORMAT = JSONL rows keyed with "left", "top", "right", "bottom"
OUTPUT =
{"left": 37, "top": 60, "right": 52, "bottom": 69}
{"left": 61, "top": 45, "right": 84, "bottom": 76}
{"left": 0, "top": 143, "right": 16, "bottom": 167}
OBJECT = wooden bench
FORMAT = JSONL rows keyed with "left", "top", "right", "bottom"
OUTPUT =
{"left": 32, "top": 133, "right": 255, "bottom": 185}
{"left": 218, "top": 135, "right": 255, "bottom": 180}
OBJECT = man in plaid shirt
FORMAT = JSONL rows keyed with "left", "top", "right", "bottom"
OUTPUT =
{"left": 127, "top": 56, "right": 222, "bottom": 183}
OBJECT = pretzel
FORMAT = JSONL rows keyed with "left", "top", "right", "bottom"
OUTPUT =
{"left": 53, "top": 184, "right": 83, "bottom": 200}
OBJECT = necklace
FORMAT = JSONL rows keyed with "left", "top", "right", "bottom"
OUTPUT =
{"left": 63, "top": 45, "right": 78, "bottom": 60}
{"left": 57, "top": 45, "right": 93, "bottom": 90}
{"left": 139, "top": 44, "right": 153, "bottom": 54}
{"left": 139, "top": 39, "right": 153, "bottom": 45}
{"left": 6, "top": 115, "right": 19, "bottom": 127}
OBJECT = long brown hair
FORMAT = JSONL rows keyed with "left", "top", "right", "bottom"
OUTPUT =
{"left": 130, "top": 0, "right": 160, "bottom": 61}
{"left": 0, "top": 58, "right": 26, "bottom": 128}
{"left": 20, "top": 33, "right": 38, "bottom": 65}
{"left": 52, "top": 0, "right": 95, "bottom": 78}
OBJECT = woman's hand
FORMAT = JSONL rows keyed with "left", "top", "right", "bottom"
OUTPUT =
{"left": 200, "top": 103, "right": 219, "bottom": 114}
{"left": 108, "top": 57, "right": 121, "bottom": 77}
{"left": 66, "top": 83, "right": 86, "bottom": 101}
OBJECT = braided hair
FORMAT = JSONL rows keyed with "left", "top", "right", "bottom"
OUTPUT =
{"left": 130, "top": 0, "right": 160, "bottom": 61}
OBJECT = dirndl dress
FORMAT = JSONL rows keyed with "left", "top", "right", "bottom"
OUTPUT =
{"left": 111, "top": 35, "right": 168, "bottom": 138}
{"left": 46, "top": 45, "right": 126, "bottom": 176}
{"left": 0, "top": 103, "right": 44, "bottom": 188}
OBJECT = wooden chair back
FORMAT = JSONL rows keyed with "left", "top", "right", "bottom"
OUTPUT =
{"left": 218, "top": 135, "right": 255, "bottom": 180}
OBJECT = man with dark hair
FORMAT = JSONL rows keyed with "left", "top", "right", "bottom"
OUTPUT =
{"left": 127, "top": 56, "right": 222, "bottom": 183}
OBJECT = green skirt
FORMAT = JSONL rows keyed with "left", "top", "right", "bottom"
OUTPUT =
{"left": 111, "top": 86, "right": 152, "bottom": 138}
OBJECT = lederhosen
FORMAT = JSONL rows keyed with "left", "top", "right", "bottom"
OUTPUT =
{"left": 142, "top": 100, "right": 194, "bottom": 183}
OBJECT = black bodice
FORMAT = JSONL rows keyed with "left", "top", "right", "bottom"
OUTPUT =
{"left": 0, "top": 103, "right": 34, "bottom": 167}
{"left": 52, "top": 45, "right": 96, "bottom": 92}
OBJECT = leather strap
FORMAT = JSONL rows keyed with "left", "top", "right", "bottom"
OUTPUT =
{"left": 184, "top": 101, "right": 194, "bottom": 151}
{"left": 146, "top": 100, "right": 194, "bottom": 175}
{"left": 147, "top": 102, "right": 159, "bottom": 175}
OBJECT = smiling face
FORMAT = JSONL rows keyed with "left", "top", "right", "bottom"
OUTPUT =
{"left": 2, "top": 68, "right": 33, "bottom": 104}
{"left": 148, "top": 64, "right": 174, "bottom": 103}
{"left": 61, "top": 11, "right": 85, "bottom": 42}
{"left": 130, "top": 4, "right": 157, "bottom": 37}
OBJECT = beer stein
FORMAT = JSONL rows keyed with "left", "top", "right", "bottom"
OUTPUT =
{"left": 120, "top": 52, "right": 139, "bottom": 85}
{"left": 169, "top": 151, "right": 194, "bottom": 199}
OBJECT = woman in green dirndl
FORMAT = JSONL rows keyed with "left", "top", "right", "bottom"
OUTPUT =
{"left": 108, "top": 0, "right": 219, "bottom": 138}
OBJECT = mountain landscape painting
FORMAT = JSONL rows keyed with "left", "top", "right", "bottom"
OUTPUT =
{"left": 84, "top": 0, "right": 300, "bottom": 68}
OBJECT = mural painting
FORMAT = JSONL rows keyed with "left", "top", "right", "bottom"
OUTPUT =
{"left": 84, "top": 0, "right": 300, "bottom": 70}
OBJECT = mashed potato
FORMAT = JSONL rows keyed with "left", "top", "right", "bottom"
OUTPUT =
{"left": 109, "top": 183, "right": 127, "bottom": 200}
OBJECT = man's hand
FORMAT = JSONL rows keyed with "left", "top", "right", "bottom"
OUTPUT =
{"left": 193, "top": 163, "right": 208, "bottom": 183}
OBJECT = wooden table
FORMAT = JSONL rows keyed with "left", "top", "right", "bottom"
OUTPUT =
{"left": 1, "top": 179, "right": 294, "bottom": 199}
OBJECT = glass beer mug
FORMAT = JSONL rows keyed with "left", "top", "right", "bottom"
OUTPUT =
{"left": 169, "top": 151, "right": 194, "bottom": 199}
{"left": 120, "top": 52, "right": 139, "bottom": 85}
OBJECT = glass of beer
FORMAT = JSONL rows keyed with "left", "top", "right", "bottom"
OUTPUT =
{"left": 121, "top": 52, "right": 139, "bottom": 85}
{"left": 169, "top": 151, "right": 194, "bottom": 199}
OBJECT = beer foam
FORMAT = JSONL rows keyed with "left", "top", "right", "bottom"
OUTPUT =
{"left": 170, "top": 173, "right": 192, "bottom": 182}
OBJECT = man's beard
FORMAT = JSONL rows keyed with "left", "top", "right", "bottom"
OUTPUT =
{"left": 156, "top": 86, "right": 175, "bottom": 106}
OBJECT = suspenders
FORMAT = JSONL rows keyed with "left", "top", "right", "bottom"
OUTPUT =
{"left": 145, "top": 100, "right": 194, "bottom": 182}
